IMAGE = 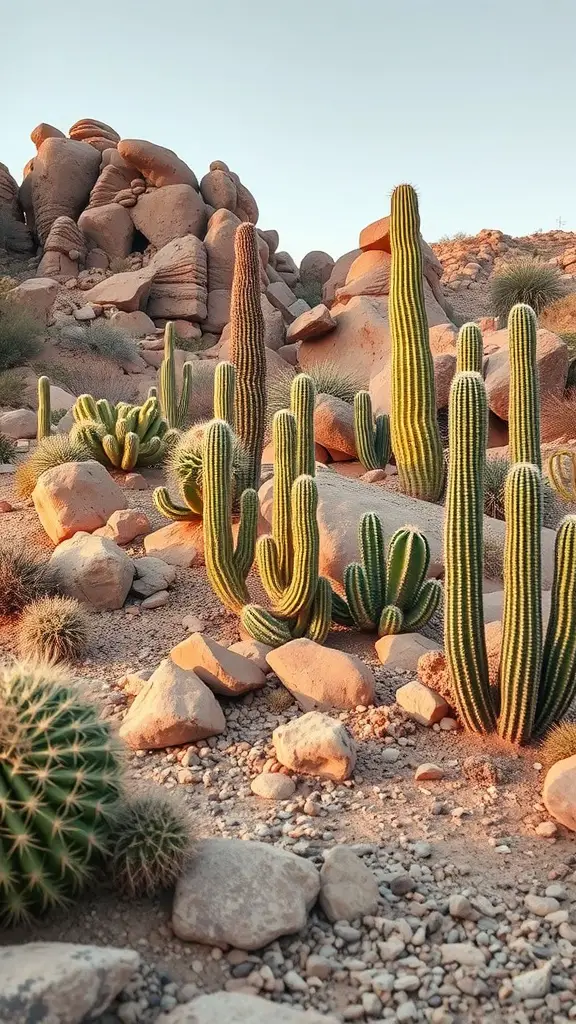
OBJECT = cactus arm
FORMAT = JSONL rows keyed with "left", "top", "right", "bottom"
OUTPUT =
{"left": 331, "top": 590, "right": 355, "bottom": 627}
{"left": 444, "top": 372, "right": 496, "bottom": 733}
{"left": 359, "top": 513, "right": 387, "bottom": 615}
{"left": 374, "top": 414, "right": 391, "bottom": 468}
{"left": 291, "top": 373, "right": 316, "bottom": 478}
{"left": 147, "top": 385, "right": 158, "bottom": 399}
{"left": 159, "top": 322, "right": 178, "bottom": 427}
{"left": 233, "top": 487, "right": 258, "bottom": 580}
{"left": 136, "top": 397, "right": 159, "bottom": 439}
{"left": 121, "top": 432, "right": 140, "bottom": 472}
{"left": 386, "top": 528, "right": 430, "bottom": 609}
{"left": 153, "top": 487, "right": 200, "bottom": 521}
{"left": 230, "top": 223, "right": 267, "bottom": 493}
{"left": 378, "top": 605, "right": 405, "bottom": 635}
{"left": 508, "top": 304, "right": 541, "bottom": 469}
{"left": 354, "top": 391, "right": 390, "bottom": 471}
{"left": 271, "top": 410, "right": 297, "bottom": 586}
{"left": 240, "top": 604, "right": 293, "bottom": 647}
{"left": 457, "top": 323, "right": 484, "bottom": 374}
{"left": 547, "top": 450, "right": 576, "bottom": 502}
{"left": 74, "top": 394, "right": 99, "bottom": 423}
{"left": 274, "top": 475, "right": 319, "bottom": 618}
{"left": 403, "top": 578, "right": 442, "bottom": 631}
{"left": 141, "top": 413, "right": 165, "bottom": 445}
{"left": 389, "top": 184, "right": 445, "bottom": 502}
{"left": 344, "top": 562, "right": 376, "bottom": 630}
{"left": 102, "top": 434, "right": 122, "bottom": 468}
{"left": 256, "top": 535, "right": 285, "bottom": 606}
{"left": 176, "top": 362, "right": 192, "bottom": 428}
{"left": 37, "top": 376, "right": 51, "bottom": 441}
{"left": 535, "top": 516, "right": 576, "bottom": 733}
{"left": 213, "top": 361, "right": 236, "bottom": 427}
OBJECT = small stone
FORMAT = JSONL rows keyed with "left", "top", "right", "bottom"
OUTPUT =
{"left": 0, "top": 500, "right": 13, "bottom": 513}
{"left": 141, "top": 590, "right": 170, "bottom": 609}
{"left": 123, "top": 473, "right": 148, "bottom": 490}
{"left": 449, "top": 894, "right": 476, "bottom": 920}
{"left": 283, "top": 970, "right": 308, "bottom": 993}
{"left": 415, "top": 762, "right": 444, "bottom": 781}
{"left": 305, "top": 955, "right": 333, "bottom": 980}
{"left": 361, "top": 992, "right": 382, "bottom": 1016}
{"left": 413, "top": 841, "right": 432, "bottom": 858}
{"left": 250, "top": 774, "right": 296, "bottom": 800}
{"left": 512, "top": 962, "right": 552, "bottom": 999}
{"left": 524, "top": 894, "right": 560, "bottom": 917}
{"left": 395, "top": 680, "right": 450, "bottom": 726}
{"left": 536, "top": 820, "right": 558, "bottom": 837}
{"left": 440, "top": 942, "right": 485, "bottom": 967}
{"left": 182, "top": 614, "right": 205, "bottom": 632}
{"left": 319, "top": 846, "right": 379, "bottom": 922}
{"left": 390, "top": 874, "right": 415, "bottom": 896}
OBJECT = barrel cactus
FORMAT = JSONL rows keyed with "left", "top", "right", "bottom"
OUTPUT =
{"left": 72, "top": 394, "right": 176, "bottom": 471}
{"left": 0, "top": 662, "right": 123, "bottom": 924}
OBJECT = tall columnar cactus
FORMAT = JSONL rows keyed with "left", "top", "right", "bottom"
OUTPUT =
{"left": 0, "top": 662, "right": 123, "bottom": 924}
{"left": 213, "top": 360, "right": 236, "bottom": 427}
{"left": 457, "top": 323, "right": 483, "bottom": 374}
{"left": 354, "top": 391, "right": 391, "bottom": 471}
{"left": 444, "top": 372, "right": 497, "bottom": 734}
{"left": 37, "top": 376, "right": 51, "bottom": 441}
{"left": 334, "top": 514, "right": 441, "bottom": 635}
{"left": 508, "top": 304, "right": 541, "bottom": 468}
{"left": 536, "top": 516, "right": 576, "bottom": 732}
{"left": 159, "top": 322, "right": 193, "bottom": 429}
{"left": 389, "top": 184, "right": 445, "bottom": 501}
{"left": 72, "top": 394, "right": 174, "bottom": 471}
{"left": 230, "top": 223, "right": 267, "bottom": 493}
{"left": 291, "top": 373, "right": 316, "bottom": 477}
{"left": 202, "top": 419, "right": 258, "bottom": 613}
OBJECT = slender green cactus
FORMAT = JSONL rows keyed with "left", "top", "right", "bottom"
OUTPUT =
{"left": 444, "top": 372, "right": 497, "bottom": 734}
{"left": 354, "top": 391, "right": 391, "bottom": 471}
{"left": 72, "top": 394, "right": 173, "bottom": 471}
{"left": 202, "top": 419, "right": 258, "bottom": 613}
{"left": 457, "top": 323, "right": 483, "bottom": 374}
{"left": 230, "top": 223, "right": 267, "bottom": 493}
{"left": 291, "top": 373, "right": 316, "bottom": 477}
{"left": 0, "top": 662, "right": 123, "bottom": 924}
{"left": 389, "top": 184, "right": 445, "bottom": 501}
{"left": 213, "top": 361, "right": 236, "bottom": 427}
{"left": 159, "top": 322, "right": 193, "bottom": 429}
{"left": 37, "top": 376, "right": 51, "bottom": 441}
{"left": 508, "top": 304, "right": 541, "bottom": 468}
{"left": 535, "top": 516, "right": 576, "bottom": 733}
{"left": 339, "top": 515, "right": 441, "bottom": 636}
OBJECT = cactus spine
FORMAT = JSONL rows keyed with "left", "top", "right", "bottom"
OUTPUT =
{"left": 230, "top": 223, "right": 267, "bottom": 493}
{"left": 457, "top": 323, "right": 483, "bottom": 374}
{"left": 0, "top": 663, "right": 123, "bottom": 924}
{"left": 159, "top": 322, "right": 193, "bottom": 429}
{"left": 37, "top": 376, "right": 51, "bottom": 441}
{"left": 354, "top": 391, "right": 391, "bottom": 471}
{"left": 389, "top": 184, "right": 445, "bottom": 501}
{"left": 508, "top": 304, "right": 541, "bottom": 468}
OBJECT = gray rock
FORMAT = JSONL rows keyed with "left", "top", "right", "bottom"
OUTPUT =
{"left": 319, "top": 845, "right": 379, "bottom": 922}
{"left": 161, "top": 992, "right": 339, "bottom": 1022}
{"left": 50, "top": 532, "right": 134, "bottom": 611}
{"left": 132, "top": 556, "right": 177, "bottom": 596}
{"left": 524, "top": 893, "right": 560, "bottom": 917}
{"left": 512, "top": 962, "right": 553, "bottom": 999}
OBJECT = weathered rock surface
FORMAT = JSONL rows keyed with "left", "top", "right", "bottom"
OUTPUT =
{"left": 542, "top": 754, "right": 576, "bottom": 831}
{"left": 82, "top": 270, "right": 153, "bottom": 312}
{"left": 7, "top": 277, "right": 59, "bottom": 322}
{"left": 273, "top": 711, "right": 357, "bottom": 781}
{"left": 0, "top": 408, "right": 37, "bottom": 440}
{"left": 162, "top": 992, "right": 338, "bottom": 1023}
{"left": 78, "top": 203, "right": 134, "bottom": 259}
{"left": 131, "top": 184, "right": 207, "bottom": 249}
{"left": 94, "top": 508, "right": 150, "bottom": 544}
{"left": 143, "top": 521, "right": 200, "bottom": 566}
{"left": 395, "top": 679, "right": 451, "bottom": 726}
{"left": 119, "top": 659, "right": 225, "bottom": 749}
{"left": 32, "top": 460, "right": 126, "bottom": 544}
{"left": 286, "top": 303, "right": 337, "bottom": 342}
{"left": 170, "top": 632, "right": 266, "bottom": 696}
{"left": 376, "top": 633, "right": 441, "bottom": 671}
{"left": 319, "top": 846, "right": 379, "bottom": 922}
{"left": 50, "top": 532, "right": 134, "bottom": 611}
{"left": 30, "top": 137, "right": 101, "bottom": 243}
{"left": 117, "top": 139, "right": 199, "bottom": 190}
{"left": 132, "top": 556, "right": 177, "bottom": 597}
{"left": 266, "top": 639, "right": 374, "bottom": 711}
{"left": 485, "top": 328, "right": 568, "bottom": 420}
{"left": 251, "top": 773, "right": 296, "bottom": 800}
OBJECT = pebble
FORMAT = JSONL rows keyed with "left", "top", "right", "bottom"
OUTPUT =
{"left": 536, "top": 820, "right": 558, "bottom": 837}
{"left": 415, "top": 762, "right": 444, "bottom": 781}
{"left": 524, "top": 893, "right": 560, "bottom": 916}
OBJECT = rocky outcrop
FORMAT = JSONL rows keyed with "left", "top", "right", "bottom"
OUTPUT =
{"left": 148, "top": 234, "right": 208, "bottom": 320}
{"left": 131, "top": 184, "right": 208, "bottom": 248}
{"left": 30, "top": 137, "right": 101, "bottom": 243}
{"left": 117, "top": 139, "right": 199, "bottom": 190}
{"left": 78, "top": 203, "right": 134, "bottom": 260}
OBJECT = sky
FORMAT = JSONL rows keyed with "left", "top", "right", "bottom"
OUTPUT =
{"left": 2, "top": 0, "right": 575, "bottom": 262}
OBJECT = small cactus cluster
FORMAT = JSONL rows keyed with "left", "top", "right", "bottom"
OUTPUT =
{"left": 444, "top": 304, "right": 576, "bottom": 743}
{"left": 37, "top": 376, "right": 51, "bottom": 441}
{"left": 354, "top": 391, "right": 391, "bottom": 471}
{"left": 159, "top": 322, "right": 193, "bottom": 429}
{"left": 109, "top": 792, "right": 192, "bottom": 897}
{"left": 333, "top": 515, "right": 441, "bottom": 635}
{"left": 0, "top": 662, "right": 123, "bottom": 924}
{"left": 71, "top": 393, "right": 176, "bottom": 471}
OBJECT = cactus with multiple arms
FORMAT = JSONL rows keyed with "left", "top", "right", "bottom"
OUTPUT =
{"left": 354, "top": 391, "right": 391, "bottom": 471}
{"left": 37, "top": 376, "right": 51, "bottom": 441}
{"left": 456, "top": 323, "right": 483, "bottom": 374}
{"left": 230, "top": 223, "right": 267, "bottom": 493}
{"left": 0, "top": 662, "right": 123, "bottom": 924}
{"left": 72, "top": 394, "right": 174, "bottom": 471}
{"left": 159, "top": 322, "right": 193, "bottom": 429}
{"left": 389, "top": 184, "right": 445, "bottom": 501}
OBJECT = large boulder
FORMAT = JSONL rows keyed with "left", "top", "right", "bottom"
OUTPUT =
{"left": 286, "top": 303, "right": 337, "bottom": 343}
{"left": 162, "top": 993, "right": 339, "bottom": 1024}
{"left": 172, "top": 838, "right": 320, "bottom": 949}
{"left": 314, "top": 392, "right": 356, "bottom": 457}
{"left": 0, "top": 408, "right": 38, "bottom": 439}
{"left": 7, "top": 277, "right": 59, "bottom": 322}
{"left": 300, "top": 250, "right": 335, "bottom": 289}
{"left": 542, "top": 754, "right": 576, "bottom": 832}
{"left": 30, "top": 137, "right": 101, "bottom": 243}
{"left": 336, "top": 248, "right": 392, "bottom": 302}
{"left": 266, "top": 639, "right": 375, "bottom": 711}
{"left": 78, "top": 203, "right": 134, "bottom": 259}
{"left": 32, "top": 461, "right": 126, "bottom": 544}
{"left": 0, "top": 942, "right": 139, "bottom": 1024}
{"left": 273, "top": 711, "right": 357, "bottom": 781}
{"left": 119, "top": 659, "right": 225, "bottom": 749}
{"left": 50, "top": 532, "right": 134, "bottom": 611}
{"left": 147, "top": 234, "right": 208, "bottom": 321}
{"left": 322, "top": 249, "right": 361, "bottom": 305}
{"left": 204, "top": 208, "right": 242, "bottom": 291}
{"left": 485, "top": 328, "right": 568, "bottom": 420}
{"left": 131, "top": 185, "right": 207, "bottom": 249}
{"left": 81, "top": 270, "right": 153, "bottom": 312}
{"left": 116, "top": 139, "right": 199, "bottom": 189}
{"left": 200, "top": 169, "right": 237, "bottom": 211}
{"left": 170, "top": 632, "right": 266, "bottom": 696}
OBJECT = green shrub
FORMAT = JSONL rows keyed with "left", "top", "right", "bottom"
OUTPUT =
{"left": 0, "top": 545, "right": 58, "bottom": 616}
{"left": 58, "top": 320, "right": 138, "bottom": 364}
{"left": 491, "top": 259, "right": 564, "bottom": 318}
{"left": 0, "top": 431, "right": 17, "bottom": 464}
{"left": 0, "top": 366, "right": 29, "bottom": 409}
{"left": 294, "top": 280, "right": 323, "bottom": 307}
{"left": 18, "top": 596, "right": 91, "bottom": 663}
{"left": 484, "top": 456, "right": 562, "bottom": 527}
{"left": 0, "top": 293, "right": 43, "bottom": 371}
{"left": 110, "top": 792, "right": 193, "bottom": 897}
{"left": 267, "top": 360, "right": 365, "bottom": 422}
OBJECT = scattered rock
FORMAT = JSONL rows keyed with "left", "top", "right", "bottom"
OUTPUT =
{"left": 251, "top": 773, "right": 296, "bottom": 800}
{"left": 228, "top": 640, "right": 273, "bottom": 674}
{"left": 132, "top": 556, "right": 177, "bottom": 597}
{"left": 273, "top": 711, "right": 357, "bottom": 781}
{"left": 170, "top": 632, "right": 266, "bottom": 696}
{"left": 524, "top": 893, "right": 560, "bottom": 917}
{"left": 319, "top": 846, "right": 379, "bottom": 922}
{"left": 93, "top": 508, "right": 151, "bottom": 544}
{"left": 440, "top": 942, "right": 486, "bottom": 967}
{"left": 162, "top": 993, "right": 338, "bottom": 1023}
{"left": 143, "top": 521, "right": 200, "bottom": 566}
{"left": 286, "top": 304, "right": 337, "bottom": 343}
{"left": 119, "top": 659, "right": 225, "bottom": 749}
{"left": 542, "top": 753, "right": 576, "bottom": 831}
{"left": 50, "top": 532, "right": 134, "bottom": 611}
{"left": 395, "top": 679, "right": 451, "bottom": 726}
{"left": 414, "top": 763, "right": 444, "bottom": 781}
{"left": 141, "top": 589, "right": 170, "bottom": 609}
{"left": 0, "top": 408, "right": 37, "bottom": 440}
{"left": 266, "top": 638, "right": 375, "bottom": 711}
{"left": 511, "top": 962, "right": 552, "bottom": 999}
{"left": 376, "top": 633, "right": 440, "bottom": 671}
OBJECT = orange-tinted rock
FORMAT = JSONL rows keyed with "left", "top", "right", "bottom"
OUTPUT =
{"left": 200, "top": 169, "right": 237, "bottom": 211}
{"left": 322, "top": 249, "right": 362, "bottom": 305}
{"left": 205, "top": 289, "right": 231, "bottom": 332}
{"left": 485, "top": 328, "right": 568, "bottom": 420}
{"left": 259, "top": 228, "right": 279, "bottom": 255}
{"left": 7, "top": 277, "right": 59, "bottom": 322}
{"left": 286, "top": 304, "right": 336, "bottom": 343}
{"left": 314, "top": 394, "right": 356, "bottom": 457}
{"left": 336, "top": 249, "right": 392, "bottom": 302}
{"left": 37, "top": 215, "right": 87, "bottom": 279}
{"left": 82, "top": 270, "right": 153, "bottom": 312}
{"left": 300, "top": 250, "right": 335, "bottom": 290}
{"left": 131, "top": 184, "right": 207, "bottom": 248}
{"left": 234, "top": 180, "right": 259, "bottom": 224}
{"left": 205, "top": 208, "right": 242, "bottom": 291}
{"left": 359, "top": 216, "right": 391, "bottom": 253}
{"left": 69, "top": 118, "right": 120, "bottom": 143}
{"left": 30, "top": 123, "right": 66, "bottom": 151}
{"left": 117, "top": 139, "right": 198, "bottom": 190}
{"left": 88, "top": 163, "right": 142, "bottom": 208}
{"left": 30, "top": 138, "right": 101, "bottom": 243}
{"left": 78, "top": 203, "right": 134, "bottom": 258}
{"left": 32, "top": 461, "right": 126, "bottom": 544}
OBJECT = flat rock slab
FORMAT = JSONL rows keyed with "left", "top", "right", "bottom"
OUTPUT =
{"left": 172, "top": 838, "right": 320, "bottom": 950}
{"left": 0, "top": 941, "right": 139, "bottom": 1024}
{"left": 161, "top": 992, "right": 339, "bottom": 1023}
{"left": 170, "top": 632, "right": 265, "bottom": 696}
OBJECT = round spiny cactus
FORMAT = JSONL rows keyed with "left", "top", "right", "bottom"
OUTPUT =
{"left": 264, "top": 687, "right": 294, "bottom": 714}
{"left": 18, "top": 596, "right": 91, "bottom": 664}
{"left": 109, "top": 791, "right": 192, "bottom": 897}
{"left": 539, "top": 721, "right": 576, "bottom": 773}
{"left": 0, "top": 663, "right": 123, "bottom": 924}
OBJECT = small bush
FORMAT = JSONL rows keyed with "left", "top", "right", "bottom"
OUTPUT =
{"left": 0, "top": 293, "right": 44, "bottom": 371}
{"left": 18, "top": 596, "right": 90, "bottom": 663}
{"left": 0, "top": 366, "right": 29, "bottom": 409}
{"left": 35, "top": 354, "right": 138, "bottom": 406}
{"left": 490, "top": 259, "right": 564, "bottom": 319}
{"left": 51, "top": 408, "right": 68, "bottom": 425}
{"left": 539, "top": 721, "right": 576, "bottom": 773}
{"left": 264, "top": 687, "right": 294, "bottom": 713}
{"left": 267, "top": 360, "right": 365, "bottom": 422}
{"left": 0, "top": 546, "right": 57, "bottom": 616}
{"left": 58, "top": 320, "right": 138, "bottom": 365}
{"left": 540, "top": 293, "right": 576, "bottom": 337}
{"left": 110, "top": 791, "right": 193, "bottom": 897}
{"left": 0, "top": 431, "right": 17, "bottom": 464}
{"left": 484, "top": 457, "right": 563, "bottom": 527}
{"left": 541, "top": 394, "right": 576, "bottom": 445}
{"left": 15, "top": 433, "right": 91, "bottom": 499}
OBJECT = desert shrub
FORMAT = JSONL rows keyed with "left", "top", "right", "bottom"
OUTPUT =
{"left": 15, "top": 433, "right": 91, "bottom": 499}
{"left": 18, "top": 595, "right": 90, "bottom": 663}
{"left": 541, "top": 394, "right": 576, "bottom": 444}
{"left": 0, "top": 366, "right": 30, "bottom": 409}
{"left": 490, "top": 259, "right": 564, "bottom": 318}
{"left": 35, "top": 354, "right": 138, "bottom": 406}
{"left": 0, "top": 292, "right": 43, "bottom": 371}
{"left": 51, "top": 408, "right": 68, "bottom": 425}
{"left": 58, "top": 320, "right": 138, "bottom": 364}
{"left": 109, "top": 791, "right": 193, "bottom": 897}
{"left": 0, "top": 545, "right": 58, "bottom": 616}
{"left": 294, "top": 280, "right": 323, "bottom": 307}
{"left": 539, "top": 721, "right": 576, "bottom": 773}
{"left": 267, "top": 360, "right": 365, "bottom": 422}
{"left": 0, "top": 432, "right": 16, "bottom": 464}
{"left": 436, "top": 231, "right": 472, "bottom": 243}
{"left": 483, "top": 536, "right": 504, "bottom": 582}
{"left": 484, "top": 456, "right": 563, "bottom": 527}
{"left": 540, "top": 293, "right": 576, "bottom": 336}
{"left": 0, "top": 276, "right": 18, "bottom": 299}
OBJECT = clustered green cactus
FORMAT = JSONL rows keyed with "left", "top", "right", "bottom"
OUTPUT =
{"left": 0, "top": 663, "right": 123, "bottom": 924}
{"left": 71, "top": 394, "right": 175, "bottom": 471}
{"left": 334, "top": 515, "right": 442, "bottom": 635}
{"left": 36, "top": 376, "right": 51, "bottom": 441}
{"left": 389, "top": 184, "right": 445, "bottom": 502}
{"left": 159, "top": 322, "right": 193, "bottom": 429}
{"left": 354, "top": 391, "right": 391, "bottom": 472}
{"left": 444, "top": 304, "right": 576, "bottom": 744}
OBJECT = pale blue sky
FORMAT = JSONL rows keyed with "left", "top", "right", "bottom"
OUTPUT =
{"left": 2, "top": 0, "right": 575, "bottom": 261}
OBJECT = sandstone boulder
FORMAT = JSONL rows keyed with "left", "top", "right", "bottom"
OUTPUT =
{"left": 132, "top": 556, "right": 177, "bottom": 597}
{"left": 200, "top": 169, "right": 237, "bottom": 211}
{"left": 286, "top": 303, "right": 337, "bottom": 343}
{"left": 7, "top": 277, "right": 59, "bottom": 322}
{"left": 110, "top": 310, "right": 156, "bottom": 337}
{"left": 172, "top": 838, "right": 320, "bottom": 949}
{"left": 32, "top": 460, "right": 126, "bottom": 544}
{"left": 336, "top": 248, "right": 392, "bottom": 302}
{"left": 251, "top": 774, "right": 295, "bottom": 800}
{"left": 376, "top": 633, "right": 441, "bottom": 671}
{"left": 50, "top": 532, "right": 134, "bottom": 611}
{"left": 117, "top": 139, "right": 198, "bottom": 190}
{"left": 205, "top": 288, "right": 231, "bottom": 332}
{"left": 322, "top": 249, "right": 362, "bottom": 305}
{"left": 319, "top": 846, "right": 379, "bottom": 922}
{"left": 30, "top": 123, "right": 66, "bottom": 151}
{"left": 0, "top": 408, "right": 38, "bottom": 439}
{"left": 266, "top": 638, "right": 375, "bottom": 711}
{"left": 161, "top": 993, "right": 338, "bottom": 1024}
{"left": 314, "top": 393, "right": 356, "bottom": 457}
{"left": 82, "top": 270, "right": 153, "bottom": 312}
{"left": 143, "top": 521, "right": 201, "bottom": 566}
{"left": 228, "top": 640, "right": 273, "bottom": 673}
{"left": 69, "top": 118, "right": 120, "bottom": 145}
{"left": 30, "top": 137, "right": 101, "bottom": 243}
{"left": 204, "top": 208, "right": 242, "bottom": 291}
{"left": 93, "top": 508, "right": 151, "bottom": 544}
{"left": 119, "top": 659, "right": 225, "bottom": 749}
{"left": 300, "top": 250, "right": 335, "bottom": 289}
{"left": 485, "top": 328, "right": 568, "bottom": 420}
{"left": 395, "top": 679, "right": 451, "bottom": 726}
{"left": 147, "top": 234, "right": 207, "bottom": 321}
{"left": 542, "top": 754, "right": 576, "bottom": 832}
{"left": 78, "top": 203, "right": 134, "bottom": 258}
{"left": 170, "top": 632, "right": 266, "bottom": 696}
{"left": 273, "top": 711, "right": 357, "bottom": 781}
{"left": 131, "top": 185, "right": 207, "bottom": 249}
